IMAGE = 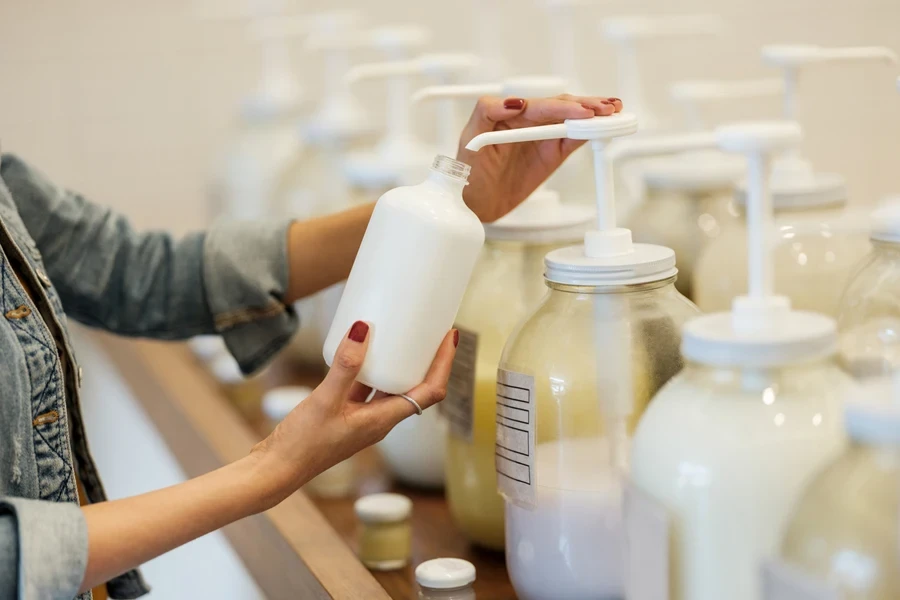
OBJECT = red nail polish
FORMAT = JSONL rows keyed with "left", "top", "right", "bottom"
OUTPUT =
{"left": 453, "top": 329, "right": 460, "bottom": 348}
{"left": 600, "top": 100, "right": 613, "bottom": 105}
{"left": 503, "top": 98, "right": 525, "bottom": 110}
{"left": 581, "top": 103, "right": 596, "bottom": 112}
{"left": 349, "top": 321, "right": 369, "bottom": 343}
{"left": 608, "top": 97, "right": 621, "bottom": 103}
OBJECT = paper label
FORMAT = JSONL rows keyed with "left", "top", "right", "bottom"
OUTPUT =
{"left": 624, "top": 483, "right": 670, "bottom": 600}
{"left": 494, "top": 369, "right": 536, "bottom": 508}
{"left": 762, "top": 561, "right": 840, "bottom": 600}
{"left": 440, "top": 326, "right": 478, "bottom": 441}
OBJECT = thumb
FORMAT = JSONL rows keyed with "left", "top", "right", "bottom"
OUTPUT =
{"left": 321, "top": 321, "right": 371, "bottom": 400}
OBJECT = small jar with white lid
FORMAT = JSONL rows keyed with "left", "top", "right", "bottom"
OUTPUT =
{"left": 837, "top": 203, "right": 900, "bottom": 378}
{"left": 416, "top": 558, "right": 476, "bottom": 600}
{"left": 354, "top": 493, "right": 413, "bottom": 571}
{"left": 211, "top": 354, "right": 264, "bottom": 422}
{"left": 262, "top": 387, "right": 356, "bottom": 498}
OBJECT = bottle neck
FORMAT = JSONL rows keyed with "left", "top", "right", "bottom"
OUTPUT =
{"left": 545, "top": 276, "right": 678, "bottom": 295}
{"left": 426, "top": 169, "right": 468, "bottom": 197}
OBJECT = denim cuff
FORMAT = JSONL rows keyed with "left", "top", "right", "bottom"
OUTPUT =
{"left": 203, "top": 218, "right": 298, "bottom": 375}
{"left": 0, "top": 497, "right": 88, "bottom": 600}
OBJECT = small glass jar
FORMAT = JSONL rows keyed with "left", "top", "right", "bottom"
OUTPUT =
{"left": 500, "top": 272, "right": 698, "bottom": 599}
{"left": 778, "top": 376, "right": 900, "bottom": 598}
{"left": 211, "top": 354, "right": 263, "bottom": 423}
{"left": 262, "top": 387, "right": 356, "bottom": 498}
{"left": 693, "top": 200, "right": 870, "bottom": 317}
{"left": 838, "top": 206, "right": 900, "bottom": 378}
{"left": 355, "top": 493, "right": 413, "bottom": 571}
{"left": 415, "top": 558, "right": 476, "bottom": 600}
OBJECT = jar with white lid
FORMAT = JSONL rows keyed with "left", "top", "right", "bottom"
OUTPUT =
{"left": 465, "top": 112, "right": 699, "bottom": 599}
{"left": 770, "top": 375, "right": 900, "bottom": 598}
{"left": 444, "top": 189, "right": 594, "bottom": 551}
{"left": 416, "top": 558, "right": 476, "bottom": 600}
{"left": 837, "top": 203, "right": 900, "bottom": 379}
{"left": 629, "top": 122, "right": 850, "bottom": 600}
{"left": 262, "top": 386, "right": 356, "bottom": 498}
{"left": 211, "top": 354, "right": 264, "bottom": 422}
{"left": 355, "top": 493, "right": 413, "bottom": 571}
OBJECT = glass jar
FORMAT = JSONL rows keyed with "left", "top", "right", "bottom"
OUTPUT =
{"left": 444, "top": 240, "right": 559, "bottom": 551}
{"left": 838, "top": 241, "right": 900, "bottom": 378}
{"left": 355, "top": 493, "right": 413, "bottom": 571}
{"left": 628, "top": 183, "right": 738, "bottom": 300}
{"left": 499, "top": 276, "right": 698, "bottom": 600}
{"left": 416, "top": 558, "right": 476, "bottom": 600}
{"left": 693, "top": 202, "right": 871, "bottom": 317}
{"left": 630, "top": 360, "right": 850, "bottom": 600}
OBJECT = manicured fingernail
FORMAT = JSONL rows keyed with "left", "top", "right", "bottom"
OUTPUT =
{"left": 503, "top": 98, "right": 525, "bottom": 110}
{"left": 601, "top": 100, "right": 613, "bottom": 105}
{"left": 608, "top": 97, "right": 621, "bottom": 103}
{"left": 453, "top": 329, "right": 460, "bottom": 348}
{"left": 581, "top": 103, "right": 596, "bottom": 112}
{"left": 349, "top": 321, "right": 369, "bottom": 343}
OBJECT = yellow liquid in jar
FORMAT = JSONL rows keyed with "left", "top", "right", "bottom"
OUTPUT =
{"left": 359, "top": 521, "right": 412, "bottom": 570}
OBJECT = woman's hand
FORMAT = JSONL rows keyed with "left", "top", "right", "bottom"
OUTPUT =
{"left": 253, "top": 322, "right": 458, "bottom": 502}
{"left": 457, "top": 95, "right": 623, "bottom": 223}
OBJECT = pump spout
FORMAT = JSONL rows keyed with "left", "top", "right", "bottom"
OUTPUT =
{"left": 465, "top": 123, "right": 569, "bottom": 151}
{"left": 608, "top": 131, "right": 718, "bottom": 162}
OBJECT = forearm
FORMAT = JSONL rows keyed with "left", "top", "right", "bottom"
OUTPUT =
{"left": 285, "top": 202, "right": 375, "bottom": 303}
{"left": 79, "top": 453, "right": 290, "bottom": 594}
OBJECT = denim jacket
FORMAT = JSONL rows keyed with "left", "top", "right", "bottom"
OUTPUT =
{"left": 0, "top": 154, "right": 298, "bottom": 599}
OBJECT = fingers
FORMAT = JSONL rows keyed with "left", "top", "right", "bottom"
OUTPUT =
{"left": 320, "top": 320, "right": 371, "bottom": 400}
{"left": 361, "top": 329, "right": 459, "bottom": 427}
{"left": 570, "top": 95, "right": 620, "bottom": 116}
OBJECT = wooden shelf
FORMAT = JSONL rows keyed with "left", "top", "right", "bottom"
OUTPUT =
{"left": 96, "top": 334, "right": 517, "bottom": 600}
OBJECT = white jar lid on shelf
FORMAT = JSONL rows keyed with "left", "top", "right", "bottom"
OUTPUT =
{"left": 354, "top": 493, "right": 412, "bottom": 524}
{"left": 415, "top": 558, "right": 476, "bottom": 590}
{"left": 262, "top": 386, "right": 314, "bottom": 421}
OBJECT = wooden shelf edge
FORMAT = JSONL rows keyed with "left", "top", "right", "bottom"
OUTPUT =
{"left": 92, "top": 332, "right": 391, "bottom": 600}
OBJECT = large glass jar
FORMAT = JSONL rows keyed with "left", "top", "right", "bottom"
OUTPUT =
{"left": 444, "top": 240, "right": 560, "bottom": 551}
{"left": 693, "top": 202, "right": 870, "bottom": 317}
{"left": 838, "top": 208, "right": 900, "bottom": 378}
{"left": 630, "top": 359, "right": 849, "bottom": 600}
{"left": 628, "top": 181, "right": 738, "bottom": 300}
{"left": 498, "top": 275, "right": 698, "bottom": 600}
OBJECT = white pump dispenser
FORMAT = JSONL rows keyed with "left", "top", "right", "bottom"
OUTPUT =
{"left": 538, "top": 0, "right": 599, "bottom": 94}
{"left": 600, "top": 15, "right": 724, "bottom": 132}
{"left": 759, "top": 44, "right": 897, "bottom": 208}
{"left": 629, "top": 121, "right": 849, "bottom": 600}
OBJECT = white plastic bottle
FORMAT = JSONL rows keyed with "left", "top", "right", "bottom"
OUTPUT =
{"left": 628, "top": 121, "right": 849, "bottom": 600}
{"left": 323, "top": 155, "right": 485, "bottom": 395}
{"left": 693, "top": 45, "right": 897, "bottom": 317}
{"left": 466, "top": 113, "right": 699, "bottom": 598}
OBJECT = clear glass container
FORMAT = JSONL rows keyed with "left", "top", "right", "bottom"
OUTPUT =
{"left": 445, "top": 240, "right": 560, "bottom": 551}
{"left": 630, "top": 360, "right": 850, "bottom": 600}
{"left": 499, "top": 276, "right": 698, "bottom": 600}
{"left": 693, "top": 203, "right": 871, "bottom": 317}
{"left": 779, "top": 442, "right": 900, "bottom": 598}
{"left": 838, "top": 242, "right": 900, "bottom": 378}
{"left": 355, "top": 493, "right": 413, "bottom": 571}
{"left": 627, "top": 185, "right": 737, "bottom": 299}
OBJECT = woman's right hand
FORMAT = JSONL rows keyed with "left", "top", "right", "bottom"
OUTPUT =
{"left": 253, "top": 322, "right": 458, "bottom": 505}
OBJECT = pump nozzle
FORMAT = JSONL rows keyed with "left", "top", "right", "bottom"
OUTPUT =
{"left": 669, "top": 78, "right": 784, "bottom": 131}
{"left": 600, "top": 15, "right": 725, "bottom": 129}
{"left": 716, "top": 121, "right": 802, "bottom": 326}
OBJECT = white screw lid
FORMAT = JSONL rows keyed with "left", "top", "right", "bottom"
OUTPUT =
{"left": 544, "top": 241, "right": 678, "bottom": 286}
{"left": 415, "top": 558, "right": 476, "bottom": 590}
{"left": 354, "top": 493, "right": 413, "bottom": 524}
{"left": 869, "top": 201, "right": 900, "bottom": 243}
{"left": 484, "top": 188, "right": 595, "bottom": 244}
{"left": 188, "top": 335, "right": 228, "bottom": 362}
{"left": 844, "top": 373, "right": 900, "bottom": 445}
{"left": 262, "top": 386, "right": 313, "bottom": 421}
{"left": 210, "top": 354, "right": 246, "bottom": 384}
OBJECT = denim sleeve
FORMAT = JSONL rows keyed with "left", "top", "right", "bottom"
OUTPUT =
{"left": 0, "top": 154, "right": 298, "bottom": 374}
{"left": 0, "top": 497, "right": 88, "bottom": 600}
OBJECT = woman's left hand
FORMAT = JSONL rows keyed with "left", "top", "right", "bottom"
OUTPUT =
{"left": 457, "top": 94, "right": 623, "bottom": 223}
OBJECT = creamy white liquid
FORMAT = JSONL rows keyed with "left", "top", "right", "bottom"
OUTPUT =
{"left": 630, "top": 368, "right": 849, "bottom": 600}
{"left": 506, "top": 437, "right": 625, "bottom": 600}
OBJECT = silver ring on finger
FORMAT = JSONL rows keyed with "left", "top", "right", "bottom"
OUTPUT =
{"left": 400, "top": 393, "right": 423, "bottom": 416}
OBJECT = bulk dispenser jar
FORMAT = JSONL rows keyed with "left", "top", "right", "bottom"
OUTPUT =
{"left": 466, "top": 112, "right": 699, "bottom": 598}
{"left": 771, "top": 374, "right": 900, "bottom": 598}
{"left": 629, "top": 122, "right": 849, "bottom": 600}
{"left": 838, "top": 204, "right": 900, "bottom": 378}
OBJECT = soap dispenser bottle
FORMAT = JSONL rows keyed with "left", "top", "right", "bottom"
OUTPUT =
{"left": 417, "top": 75, "right": 597, "bottom": 549}
{"left": 768, "top": 372, "right": 900, "bottom": 598}
{"left": 628, "top": 121, "right": 850, "bottom": 600}
{"left": 693, "top": 45, "right": 897, "bottom": 317}
{"left": 466, "top": 113, "right": 699, "bottom": 597}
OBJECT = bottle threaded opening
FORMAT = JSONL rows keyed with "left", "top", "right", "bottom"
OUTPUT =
{"left": 431, "top": 155, "right": 471, "bottom": 182}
